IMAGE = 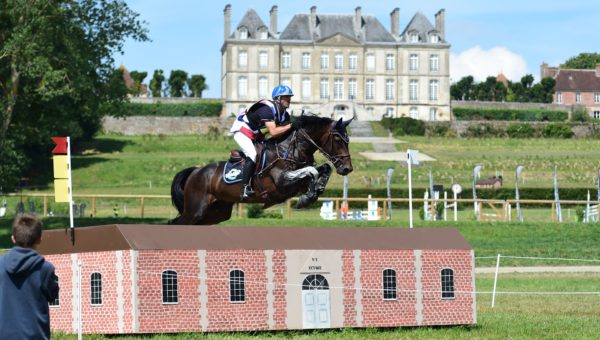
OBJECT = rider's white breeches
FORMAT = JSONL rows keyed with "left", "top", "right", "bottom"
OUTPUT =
{"left": 233, "top": 132, "right": 257, "bottom": 161}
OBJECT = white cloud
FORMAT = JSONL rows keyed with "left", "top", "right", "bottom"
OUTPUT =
{"left": 450, "top": 46, "right": 528, "bottom": 83}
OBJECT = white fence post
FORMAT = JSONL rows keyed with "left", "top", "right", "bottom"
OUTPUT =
{"left": 492, "top": 254, "right": 501, "bottom": 308}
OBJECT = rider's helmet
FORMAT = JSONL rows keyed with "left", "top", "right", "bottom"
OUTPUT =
{"left": 271, "top": 85, "right": 294, "bottom": 99}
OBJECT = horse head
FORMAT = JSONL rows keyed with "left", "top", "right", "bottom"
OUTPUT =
{"left": 326, "top": 117, "right": 353, "bottom": 175}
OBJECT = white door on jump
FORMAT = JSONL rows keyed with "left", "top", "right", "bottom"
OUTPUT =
{"left": 302, "top": 274, "right": 331, "bottom": 329}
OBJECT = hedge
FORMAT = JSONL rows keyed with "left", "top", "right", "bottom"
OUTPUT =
{"left": 453, "top": 107, "right": 568, "bottom": 121}
{"left": 123, "top": 101, "right": 222, "bottom": 117}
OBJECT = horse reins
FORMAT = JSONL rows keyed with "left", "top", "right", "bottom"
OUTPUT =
{"left": 296, "top": 128, "right": 350, "bottom": 170}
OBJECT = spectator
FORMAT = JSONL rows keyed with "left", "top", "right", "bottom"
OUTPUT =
{"left": 0, "top": 214, "right": 59, "bottom": 340}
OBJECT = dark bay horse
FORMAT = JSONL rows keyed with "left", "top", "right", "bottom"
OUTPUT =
{"left": 169, "top": 116, "right": 353, "bottom": 225}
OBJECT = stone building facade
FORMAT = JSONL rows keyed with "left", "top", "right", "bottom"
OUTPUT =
{"left": 221, "top": 5, "right": 451, "bottom": 121}
{"left": 40, "top": 225, "right": 476, "bottom": 334}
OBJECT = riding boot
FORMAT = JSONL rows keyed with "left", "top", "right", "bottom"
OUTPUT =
{"left": 240, "top": 157, "right": 256, "bottom": 200}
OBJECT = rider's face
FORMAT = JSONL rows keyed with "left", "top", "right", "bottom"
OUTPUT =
{"left": 278, "top": 95, "right": 292, "bottom": 109}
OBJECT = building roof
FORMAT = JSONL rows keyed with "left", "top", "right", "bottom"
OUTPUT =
{"left": 554, "top": 69, "right": 600, "bottom": 92}
{"left": 37, "top": 225, "right": 472, "bottom": 255}
{"left": 400, "top": 12, "right": 443, "bottom": 43}
{"left": 279, "top": 13, "right": 395, "bottom": 42}
{"left": 233, "top": 8, "right": 270, "bottom": 39}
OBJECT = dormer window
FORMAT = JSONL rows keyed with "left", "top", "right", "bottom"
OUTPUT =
{"left": 410, "top": 33, "right": 419, "bottom": 43}
{"left": 429, "top": 34, "right": 439, "bottom": 43}
{"left": 258, "top": 28, "right": 268, "bottom": 40}
{"left": 239, "top": 27, "right": 248, "bottom": 39}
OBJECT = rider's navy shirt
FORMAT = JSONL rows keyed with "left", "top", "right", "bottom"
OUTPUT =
{"left": 246, "top": 101, "right": 290, "bottom": 131}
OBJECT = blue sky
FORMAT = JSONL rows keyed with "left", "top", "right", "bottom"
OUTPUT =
{"left": 113, "top": 0, "right": 600, "bottom": 98}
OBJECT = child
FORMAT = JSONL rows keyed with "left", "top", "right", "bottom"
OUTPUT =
{"left": 0, "top": 214, "right": 59, "bottom": 340}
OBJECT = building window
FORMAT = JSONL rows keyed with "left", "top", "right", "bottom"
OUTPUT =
{"left": 441, "top": 268, "right": 454, "bottom": 299}
{"left": 162, "top": 270, "right": 178, "bottom": 304}
{"left": 385, "top": 107, "right": 395, "bottom": 118}
{"left": 409, "top": 54, "right": 419, "bottom": 71}
{"left": 429, "top": 80, "right": 439, "bottom": 101}
{"left": 409, "top": 80, "right": 419, "bottom": 101}
{"left": 430, "top": 54, "right": 439, "bottom": 72}
{"left": 238, "top": 50, "right": 247, "bottom": 68}
{"left": 321, "top": 53, "right": 329, "bottom": 69}
{"left": 557, "top": 92, "right": 563, "bottom": 104}
{"left": 320, "top": 78, "right": 329, "bottom": 99}
{"left": 302, "top": 78, "right": 311, "bottom": 100}
{"left": 348, "top": 78, "right": 357, "bottom": 99}
{"left": 302, "top": 52, "right": 311, "bottom": 69}
{"left": 365, "top": 79, "right": 374, "bottom": 100}
{"left": 410, "top": 106, "right": 418, "bottom": 119}
{"left": 385, "top": 79, "right": 395, "bottom": 100}
{"left": 238, "top": 76, "right": 248, "bottom": 98}
{"left": 382, "top": 269, "right": 397, "bottom": 300}
{"left": 594, "top": 111, "right": 600, "bottom": 119}
{"left": 410, "top": 32, "right": 419, "bottom": 43}
{"left": 90, "top": 272, "right": 102, "bottom": 305}
{"left": 430, "top": 34, "right": 439, "bottom": 43}
{"left": 258, "top": 77, "right": 268, "bottom": 98}
{"left": 49, "top": 276, "right": 59, "bottom": 307}
{"left": 239, "top": 27, "right": 248, "bottom": 39}
{"left": 259, "top": 29, "right": 268, "bottom": 40}
{"left": 281, "top": 52, "right": 291, "bottom": 69}
{"left": 576, "top": 92, "right": 581, "bottom": 103}
{"left": 230, "top": 269, "right": 245, "bottom": 303}
{"left": 258, "top": 51, "right": 268, "bottom": 69}
{"left": 335, "top": 54, "right": 343, "bottom": 70}
{"left": 594, "top": 92, "right": 600, "bottom": 103}
{"left": 430, "top": 107, "right": 438, "bottom": 121}
{"left": 281, "top": 77, "right": 291, "bottom": 89}
{"left": 349, "top": 53, "right": 358, "bottom": 70}
{"left": 366, "top": 107, "right": 374, "bottom": 116}
{"left": 333, "top": 78, "right": 344, "bottom": 100}
{"left": 366, "top": 53, "right": 375, "bottom": 71}
{"left": 386, "top": 53, "right": 395, "bottom": 71}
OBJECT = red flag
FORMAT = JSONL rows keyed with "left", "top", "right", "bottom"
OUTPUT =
{"left": 51, "top": 137, "right": 68, "bottom": 154}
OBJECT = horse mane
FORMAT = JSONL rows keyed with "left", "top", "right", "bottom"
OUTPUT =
{"left": 296, "top": 115, "right": 334, "bottom": 131}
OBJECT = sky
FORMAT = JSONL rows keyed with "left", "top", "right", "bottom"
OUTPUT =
{"left": 113, "top": 0, "right": 600, "bottom": 98}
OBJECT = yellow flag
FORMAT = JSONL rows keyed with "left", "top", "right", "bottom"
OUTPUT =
{"left": 53, "top": 155, "right": 69, "bottom": 179}
{"left": 54, "top": 179, "right": 70, "bottom": 202}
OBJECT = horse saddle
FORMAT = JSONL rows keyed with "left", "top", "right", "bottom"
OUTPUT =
{"left": 222, "top": 147, "right": 268, "bottom": 185}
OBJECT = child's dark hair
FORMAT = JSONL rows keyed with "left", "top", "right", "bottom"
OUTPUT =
{"left": 12, "top": 214, "right": 43, "bottom": 247}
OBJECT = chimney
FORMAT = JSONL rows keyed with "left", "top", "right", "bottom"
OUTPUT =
{"left": 390, "top": 8, "right": 399, "bottom": 36}
{"left": 355, "top": 6, "right": 362, "bottom": 37}
{"left": 270, "top": 5, "right": 278, "bottom": 34}
{"left": 224, "top": 4, "right": 231, "bottom": 40}
{"left": 309, "top": 6, "right": 317, "bottom": 37}
{"left": 435, "top": 9, "right": 445, "bottom": 40}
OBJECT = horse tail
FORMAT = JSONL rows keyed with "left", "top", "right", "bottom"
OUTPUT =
{"left": 170, "top": 167, "right": 196, "bottom": 214}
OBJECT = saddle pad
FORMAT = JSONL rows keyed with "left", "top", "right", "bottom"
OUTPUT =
{"left": 222, "top": 160, "right": 243, "bottom": 184}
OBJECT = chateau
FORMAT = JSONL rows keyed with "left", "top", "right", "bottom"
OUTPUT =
{"left": 221, "top": 5, "right": 451, "bottom": 121}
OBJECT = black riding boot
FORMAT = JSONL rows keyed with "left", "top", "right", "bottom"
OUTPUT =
{"left": 240, "top": 157, "right": 256, "bottom": 200}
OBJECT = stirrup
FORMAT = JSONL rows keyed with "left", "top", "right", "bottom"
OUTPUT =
{"left": 241, "top": 185, "right": 255, "bottom": 200}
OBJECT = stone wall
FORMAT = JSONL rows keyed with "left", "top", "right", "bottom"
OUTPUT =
{"left": 102, "top": 116, "right": 233, "bottom": 135}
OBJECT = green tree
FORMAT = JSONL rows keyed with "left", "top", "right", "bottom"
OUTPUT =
{"left": 188, "top": 74, "right": 208, "bottom": 98}
{"left": 168, "top": 70, "right": 188, "bottom": 97}
{"left": 561, "top": 52, "right": 600, "bottom": 69}
{"left": 450, "top": 76, "right": 475, "bottom": 100}
{"left": 129, "top": 71, "right": 148, "bottom": 96}
{"left": 0, "top": 0, "right": 148, "bottom": 191}
{"left": 149, "top": 69, "right": 165, "bottom": 97}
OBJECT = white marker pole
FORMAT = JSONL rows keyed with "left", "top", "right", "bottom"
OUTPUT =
{"left": 67, "top": 137, "right": 74, "bottom": 242}
{"left": 491, "top": 254, "right": 501, "bottom": 308}
{"left": 408, "top": 152, "right": 413, "bottom": 229}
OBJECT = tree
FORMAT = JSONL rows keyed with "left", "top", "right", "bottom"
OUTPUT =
{"left": 561, "top": 52, "right": 600, "bottom": 69}
{"left": 168, "top": 70, "right": 188, "bottom": 97}
{"left": 450, "top": 76, "right": 475, "bottom": 100}
{"left": 129, "top": 71, "right": 148, "bottom": 96}
{"left": 0, "top": 0, "right": 148, "bottom": 191}
{"left": 188, "top": 74, "right": 209, "bottom": 98}
{"left": 149, "top": 69, "right": 165, "bottom": 97}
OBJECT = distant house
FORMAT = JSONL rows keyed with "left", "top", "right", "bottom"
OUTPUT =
{"left": 475, "top": 176, "right": 502, "bottom": 189}
{"left": 540, "top": 63, "right": 600, "bottom": 119}
{"left": 39, "top": 225, "right": 476, "bottom": 335}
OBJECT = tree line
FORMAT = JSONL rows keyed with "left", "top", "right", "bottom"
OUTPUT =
{"left": 129, "top": 70, "right": 208, "bottom": 98}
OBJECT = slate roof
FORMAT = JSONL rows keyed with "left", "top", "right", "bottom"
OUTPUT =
{"left": 37, "top": 225, "right": 472, "bottom": 255}
{"left": 554, "top": 69, "right": 600, "bottom": 92}
{"left": 400, "top": 12, "right": 443, "bottom": 43}
{"left": 233, "top": 8, "right": 270, "bottom": 39}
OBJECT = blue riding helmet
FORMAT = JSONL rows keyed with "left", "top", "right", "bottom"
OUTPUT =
{"left": 271, "top": 85, "right": 294, "bottom": 99}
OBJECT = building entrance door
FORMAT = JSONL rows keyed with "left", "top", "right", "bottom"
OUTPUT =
{"left": 301, "top": 274, "right": 331, "bottom": 329}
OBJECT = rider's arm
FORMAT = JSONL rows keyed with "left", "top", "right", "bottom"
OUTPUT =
{"left": 265, "top": 121, "right": 292, "bottom": 137}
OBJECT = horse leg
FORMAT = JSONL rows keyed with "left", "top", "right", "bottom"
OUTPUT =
{"left": 196, "top": 201, "right": 234, "bottom": 225}
{"left": 296, "top": 164, "right": 332, "bottom": 209}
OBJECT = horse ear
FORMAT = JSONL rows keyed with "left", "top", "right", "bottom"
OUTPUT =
{"left": 342, "top": 117, "right": 353, "bottom": 128}
{"left": 335, "top": 117, "right": 344, "bottom": 130}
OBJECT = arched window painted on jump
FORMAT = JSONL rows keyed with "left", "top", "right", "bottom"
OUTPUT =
{"left": 441, "top": 268, "right": 455, "bottom": 299}
{"left": 382, "top": 268, "right": 397, "bottom": 300}
{"left": 162, "top": 270, "right": 178, "bottom": 304}
{"left": 91, "top": 272, "right": 102, "bottom": 305}
{"left": 230, "top": 269, "right": 245, "bottom": 303}
{"left": 302, "top": 274, "right": 329, "bottom": 290}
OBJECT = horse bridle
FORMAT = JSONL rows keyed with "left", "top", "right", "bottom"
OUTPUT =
{"left": 296, "top": 127, "right": 351, "bottom": 170}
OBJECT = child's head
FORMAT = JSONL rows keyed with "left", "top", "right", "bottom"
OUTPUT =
{"left": 12, "top": 214, "right": 43, "bottom": 247}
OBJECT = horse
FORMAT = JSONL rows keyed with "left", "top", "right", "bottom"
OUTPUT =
{"left": 168, "top": 115, "right": 353, "bottom": 225}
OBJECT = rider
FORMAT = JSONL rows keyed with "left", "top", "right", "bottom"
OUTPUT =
{"left": 230, "top": 85, "right": 294, "bottom": 200}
